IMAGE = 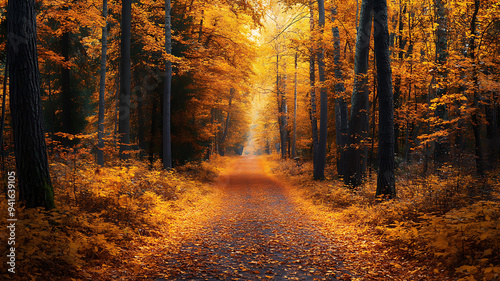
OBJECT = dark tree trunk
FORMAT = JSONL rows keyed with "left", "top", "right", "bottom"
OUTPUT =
{"left": 61, "top": 29, "right": 73, "bottom": 138}
{"left": 163, "top": 0, "right": 173, "bottom": 169}
{"left": 149, "top": 96, "right": 158, "bottom": 168}
{"left": 282, "top": 75, "right": 289, "bottom": 158}
{"left": 8, "top": 0, "right": 55, "bottom": 209}
{"left": 114, "top": 75, "right": 119, "bottom": 149}
{"left": 314, "top": 0, "right": 328, "bottom": 180}
{"left": 468, "top": 0, "right": 484, "bottom": 176}
{"left": 137, "top": 86, "right": 145, "bottom": 158}
{"left": 97, "top": 0, "right": 108, "bottom": 166}
{"left": 404, "top": 10, "right": 414, "bottom": 165}
{"left": 119, "top": 0, "right": 132, "bottom": 159}
{"left": 374, "top": 0, "right": 396, "bottom": 198}
{"left": 279, "top": 75, "right": 288, "bottom": 159}
{"left": 345, "top": 0, "right": 372, "bottom": 187}
{"left": 309, "top": 2, "right": 319, "bottom": 167}
{"left": 370, "top": 74, "right": 377, "bottom": 176}
{"left": 393, "top": 4, "right": 406, "bottom": 156}
{"left": 331, "top": 8, "right": 348, "bottom": 179}
{"left": 276, "top": 54, "right": 283, "bottom": 158}
{"left": 433, "top": 0, "right": 449, "bottom": 167}
{"left": 292, "top": 52, "right": 298, "bottom": 159}
{"left": 218, "top": 89, "right": 234, "bottom": 156}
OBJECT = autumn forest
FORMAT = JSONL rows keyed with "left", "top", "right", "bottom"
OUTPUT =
{"left": 1, "top": 0, "right": 500, "bottom": 280}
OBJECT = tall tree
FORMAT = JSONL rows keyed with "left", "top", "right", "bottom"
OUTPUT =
{"left": 60, "top": 4, "right": 74, "bottom": 140}
{"left": 374, "top": 0, "right": 396, "bottom": 198}
{"left": 393, "top": 3, "right": 406, "bottom": 156}
{"left": 292, "top": 52, "right": 298, "bottom": 158}
{"left": 345, "top": 0, "right": 373, "bottom": 187}
{"left": 309, "top": 1, "right": 319, "bottom": 168}
{"left": 97, "top": 0, "right": 108, "bottom": 166}
{"left": 433, "top": 0, "right": 449, "bottom": 167}
{"left": 163, "top": 0, "right": 173, "bottom": 169}
{"left": 218, "top": 88, "right": 234, "bottom": 156}
{"left": 119, "top": 0, "right": 132, "bottom": 159}
{"left": 331, "top": 7, "right": 348, "bottom": 179}
{"left": 468, "top": 0, "right": 484, "bottom": 176}
{"left": 314, "top": 0, "right": 327, "bottom": 180}
{"left": 7, "top": 0, "right": 55, "bottom": 209}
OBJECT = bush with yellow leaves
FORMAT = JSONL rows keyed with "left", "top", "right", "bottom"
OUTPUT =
{"left": 266, "top": 154, "right": 500, "bottom": 280}
{"left": 0, "top": 141, "right": 229, "bottom": 280}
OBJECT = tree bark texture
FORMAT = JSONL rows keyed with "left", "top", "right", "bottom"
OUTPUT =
{"left": 119, "top": 0, "right": 132, "bottom": 159}
{"left": 292, "top": 52, "right": 298, "bottom": 159}
{"left": 8, "top": 0, "right": 55, "bottom": 209}
{"left": 433, "top": 0, "right": 449, "bottom": 167}
{"left": 314, "top": 0, "right": 328, "bottom": 180}
{"left": 97, "top": 0, "right": 108, "bottom": 166}
{"left": 163, "top": 0, "right": 173, "bottom": 169}
{"left": 345, "top": 0, "right": 373, "bottom": 187}
{"left": 468, "top": 0, "right": 484, "bottom": 176}
{"left": 309, "top": 2, "right": 319, "bottom": 167}
{"left": 331, "top": 7, "right": 348, "bottom": 179}
{"left": 374, "top": 0, "right": 396, "bottom": 198}
{"left": 218, "top": 88, "right": 234, "bottom": 156}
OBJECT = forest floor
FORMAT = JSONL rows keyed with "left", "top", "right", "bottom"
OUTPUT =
{"left": 140, "top": 156, "right": 452, "bottom": 280}
{"left": 2, "top": 155, "right": 497, "bottom": 280}
{"left": 151, "top": 156, "right": 351, "bottom": 280}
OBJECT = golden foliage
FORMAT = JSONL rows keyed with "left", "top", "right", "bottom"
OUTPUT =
{"left": 0, "top": 153, "right": 230, "bottom": 280}
{"left": 265, "top": 154, "right": 500, "bottom": 280}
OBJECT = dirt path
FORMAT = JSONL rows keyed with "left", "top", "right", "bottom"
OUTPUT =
{"left": 159, "top": 156, "right": 349, "bottom": 280}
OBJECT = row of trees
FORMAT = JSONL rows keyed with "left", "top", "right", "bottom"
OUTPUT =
{"left": 250, "top": 0, "right": 500, "bottom": 196}
{"left": 0, "top": 0, "right": 261, "bottom": 208}
{"left": 2, "top": 0, "right": 500, "bottom": 207}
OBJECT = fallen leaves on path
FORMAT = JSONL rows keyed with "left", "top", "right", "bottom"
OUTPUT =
{"left": 143, "top": 156, "right": 350, "bottom": 280}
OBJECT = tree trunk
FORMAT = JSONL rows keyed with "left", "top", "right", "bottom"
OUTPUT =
{"left": 163, "top": 0, "right": 173, "bottom": 169}
{"left": 137, "top": 86, "right": 145, "bottom": 158}
{"left": 404, "top": 10, "right": 414, "bottom": 165}
{"left": 219, "top": 89, "right": 234, "bottom": 156}
{"left": 393, "top": 4, "right": 406, "bottom": 156}
{"left": 374, "top": 0, "right": 396, "bottom": 198}
{"left": 149, "top": 96, "right": 158, "bottom": 168}
{"left": 282, "top": 74, "right": 289, "bottom": 158}
{"left": 370, "top": 75, "right": 377, "bottom": 176}
{"left": 292, "top": 52, "right": 298, "bottom": 159}
{"left": 309, "top": 2, "right": 319, "bottom": 167}
{"left": 119, "top": 0, "right": 132, "bottom": 159}
{"left": 331, "top": 8, "right": 348, "bottom": 179}
{"left": 114, "top": 75, "right": 119, "bottom": 149}
{"left": 61, "top": 29, "right": 73, "bottom": 139}
{"left": 468, "top": 0, "right": 484, "bottom": 176}
{"left": 8, "top": 0, "right": 55, "bottom": 209}
{"left": 314, "top": 0, "right": 328, "bottom": 180}
{"left": 97, "top": 0, "right": 108, "bottom": 166}
{"left": 345, "top": 0, "right": 372, "bottom": 187}
{"left": 276, "top": 54, "right": 284, "bottom": 157}
{"left": 433, "top": 0, "right": 449, "bottom": 167}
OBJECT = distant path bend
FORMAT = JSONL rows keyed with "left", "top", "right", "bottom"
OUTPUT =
{"left": 161, "top": 156, "right": 349, "bottom": 280}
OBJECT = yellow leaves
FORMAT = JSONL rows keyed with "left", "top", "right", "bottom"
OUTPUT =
{"left": 456, "top": 265, "right": 479, "bottom": 275}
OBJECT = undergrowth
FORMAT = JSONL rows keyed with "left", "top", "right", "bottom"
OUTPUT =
{"left": 265, "top": 154, "right": 500, "bottom": 281}
{"left": 0, "top": 143, "right": 229, "bottom": 280}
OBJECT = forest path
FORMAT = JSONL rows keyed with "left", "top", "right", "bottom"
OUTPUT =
{"left": 158, "top": 156, "right": 349, "bottom": 280}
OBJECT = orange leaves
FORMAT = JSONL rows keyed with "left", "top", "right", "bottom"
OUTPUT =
{"left": 0, "top": 153, "right": 231, "bottom": 279}
{"left": 265, "top": 154, "right": 500, "bottom": 280}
